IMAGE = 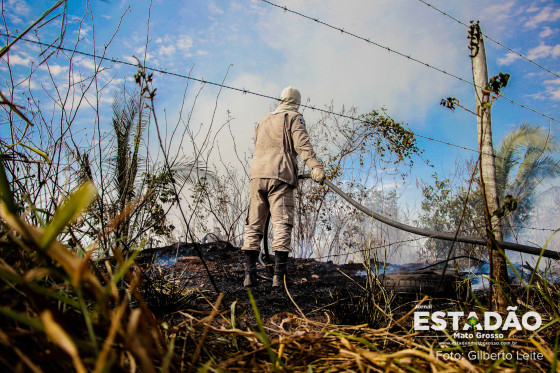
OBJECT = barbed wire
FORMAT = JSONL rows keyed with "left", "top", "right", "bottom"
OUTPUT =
{"left": 4, "top": 34, "right": 560, "bottom": 177}
{"left": 258, "top": 0, "right": 560, "bottom": 125}
{"left": 312, "top": 236, "right": 427, "bottom": 262}
{"left": 310, "top": 221, "right": 560, "bottom": 262}
{"left": 473, "top": 224, "right": 558, "bottom": 233}
{"left": 416, "top": 0, "right": 560, "bottom": 80}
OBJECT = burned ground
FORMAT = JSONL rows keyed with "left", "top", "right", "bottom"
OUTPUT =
{"left": 134, "top": 241, "right": 462, "bottom": 328}
{"left": 136, "top": 241, "right": 363, "bottom": 325}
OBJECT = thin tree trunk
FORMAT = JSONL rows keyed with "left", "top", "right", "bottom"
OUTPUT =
{"left": 469, "top": 22, "right": 509, "bottom": 312}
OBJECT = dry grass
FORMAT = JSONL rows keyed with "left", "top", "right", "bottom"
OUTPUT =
{"left": 169, "top": 303, "right": 559, "bottom": 372}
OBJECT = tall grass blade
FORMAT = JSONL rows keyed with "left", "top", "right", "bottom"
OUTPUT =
{"left": 0, "top": 306, "right": 44, "bottom": 331}
{"left": 40, "top": 309, "right": 87, "bottom": 373}
{"left": 552, "top": 333, "right": 559, "bottom": 373}
{"left": 247, "top": 289, "right": 280, "bottom": 372}
{"left": 0, "top": 0, "right": 66, "bottom": 59}
{"left": 0, "top": 158, "right": 17, "bottom": 214}
{"left": 19, "top": 143, "right": 52, "bottom": 165}
{"left": 39, "top": 181, "right": 97, "bottom": 249}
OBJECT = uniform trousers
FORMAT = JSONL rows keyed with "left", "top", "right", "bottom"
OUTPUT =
{"left": 241, "top": 178, "right": 295, "bottom": 253}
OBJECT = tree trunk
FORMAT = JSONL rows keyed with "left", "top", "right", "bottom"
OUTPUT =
{"left": 469, "top": 22, "right": 509, "bottom": 312}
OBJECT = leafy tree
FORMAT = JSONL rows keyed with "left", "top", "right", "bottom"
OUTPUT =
{"left": 295, "top": 106, "right": 423, "bottom": 259}
{"left": 417, "top": 171, "right": 486, "bottom": 262}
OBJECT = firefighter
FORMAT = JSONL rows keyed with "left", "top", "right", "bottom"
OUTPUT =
{"left": 241, "top": 86, "right": 325, "bottom": 287}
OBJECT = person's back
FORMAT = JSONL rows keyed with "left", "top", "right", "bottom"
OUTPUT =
{"left": 250, "top": 111, "right": 297, "bottom": 184}
{"left": 241, "top": 86, "right": 326, "bottom": 288}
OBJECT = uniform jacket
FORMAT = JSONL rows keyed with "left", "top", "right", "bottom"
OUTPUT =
{"left": 249, "top": 110, "right": 320, "bottom": 186}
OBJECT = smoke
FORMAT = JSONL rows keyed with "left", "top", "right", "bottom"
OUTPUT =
{"left": 504, "top": 185, "right": 560, "bottom": 270}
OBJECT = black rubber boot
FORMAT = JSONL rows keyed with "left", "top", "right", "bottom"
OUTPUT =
{"left": 272, "top": 251, "right": 289, "bottom": 288}
{"left": 243, "top": 250, "right": 260, "bottom": 287}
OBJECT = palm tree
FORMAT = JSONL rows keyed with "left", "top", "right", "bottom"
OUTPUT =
{"left": 494, "top": 123, "right": 559, "bottom": 236}
{"left": 108, "top": 86, "right": 216, "bottom": 255}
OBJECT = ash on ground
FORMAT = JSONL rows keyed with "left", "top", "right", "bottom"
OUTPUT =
{"left": 133, "top": 242, "right": 462, "bottom": 326}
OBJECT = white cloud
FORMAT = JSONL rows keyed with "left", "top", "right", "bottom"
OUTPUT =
{"left": 544, "top": 78, "right": 560, "bottom": 86}
{"left": 39, "top": 64, "right": 69, "bottom": 77}
{"left": 529, "top": 79, "right": 560, "bottom": 101}
{"left": 209, "top": 3, "right": 224, "bottom": 15}
{"left": 177, "top": 34, "right": 194, "bottom": 56}
{"left": 527, "top": 43, "right": 560, "bottom": 59}
{"left": 123, "top": 55, "right": 139, "bottom": 65}
{"left": 525, "top": 6, "right": 560, "bottom": 28}
{"left": 159, "top": 44, "right": 176, "bottom": 57}
{"left": 7, "top": 0, "right": 31, "bottom": 18}
{"left": 155, "top": 35, "right": 172, "bottom": 45}
{"left": 133, "top": 47, "right": 156, "bottom": 63}
{"left": 498, "top": 52, "right": 520, "bottom": 65}
{"left": 527, "top": 92, "right": 546, "bottom": 100}
{"left": 549, "top": 87, "right": 560, "bottom": 100}
{"left": 480, "top": 1, "right": 516, "bottom": 23}
{"left": 76, "top": 24, "right": 92, "bottom": 39}
{"left": 4, "top": 54, "right": 31, "bottom": 66}
{"left": 76, "top": 56, "right": 97, "bottom": 71}
{"left": 539, "top": 26, "right": 554, "bottom": 38}
{"left": 546, "top": 80, "right": 560, "bottom": 100}
{"left": 24, "top": 77, "right": 38, "bottom": 90}
{"left": 152, "top": 34, "right": 194, "bottom": 58}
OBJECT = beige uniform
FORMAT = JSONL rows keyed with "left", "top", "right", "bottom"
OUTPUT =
{"left": 242, "top": 110, "right": 320, "bottom": 253}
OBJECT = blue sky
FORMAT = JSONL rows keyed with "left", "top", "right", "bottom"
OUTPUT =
{"left": 2, "top": 0, "right": 560, "bottom": 228}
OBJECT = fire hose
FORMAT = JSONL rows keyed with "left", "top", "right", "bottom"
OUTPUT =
{"left": 259, "top": 174, "right": 559, "bottom": 271}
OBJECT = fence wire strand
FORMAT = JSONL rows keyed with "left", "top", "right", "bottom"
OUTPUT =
{"left": 258, "top": 0, "right": 560, "bottom": 124}
{"left": 416, "top": 0, "right": 560, "bottom": 80}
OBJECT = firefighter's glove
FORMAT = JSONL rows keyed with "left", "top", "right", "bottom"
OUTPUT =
{"left": 311, "top": 166, "right": 326, "bottom": 184}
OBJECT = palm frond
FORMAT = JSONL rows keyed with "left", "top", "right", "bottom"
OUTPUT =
{"left": 127, "top": 95, "right": 150, "bottom": 202}
{"left": 495, "top": 123, "right": 560, "bottom": 198}
{"left": 172, "top": 158, "right": 216, "bottom": 186}
{"left": 515, "top": 155, "right": 560, "bottom": 193}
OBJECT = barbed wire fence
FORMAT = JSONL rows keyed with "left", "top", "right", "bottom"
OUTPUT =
{"left": 4, "top": 34, "right": 558, "bottom": 174}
